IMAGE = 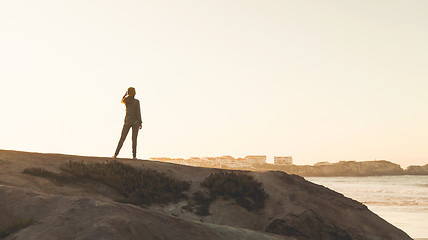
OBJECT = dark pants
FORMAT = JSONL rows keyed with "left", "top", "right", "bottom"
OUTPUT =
{"left": 114, "top": 124, "right": 139, "bottom": 158}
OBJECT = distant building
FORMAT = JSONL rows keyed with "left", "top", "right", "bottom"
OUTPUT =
{"left": 245, "top": 155, "right": 266, "bottom": 164}
{"left": 274, "top": 156, "right": 293, "bottom": 165}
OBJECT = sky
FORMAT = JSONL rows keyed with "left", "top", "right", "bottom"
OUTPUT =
{"left": 1, "top": 0, "right": 427, "bottom": 167}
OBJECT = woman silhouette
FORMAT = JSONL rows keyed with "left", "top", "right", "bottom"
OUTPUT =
{"left": 114, "top": 87, "right": 142, "bottom": 159}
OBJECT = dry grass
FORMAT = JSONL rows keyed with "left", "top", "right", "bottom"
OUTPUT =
{"left": 191, "top": 172, "right": 268, "bottom": 215}
{"left": 0, "top": 218, "right": 34, "bottom": 239}
{"left": 23, "top": 161, "right": 190, "bottom": 206}
{"left": 22, "top": 168, "right": 74, "bottom": 183}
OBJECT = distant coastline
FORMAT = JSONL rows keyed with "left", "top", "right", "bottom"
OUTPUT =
{"left": 255, "top": 160, "right": 428, "bottom": 177}
{"left": 150, "top": 156, "right": 428, "bottom": 177}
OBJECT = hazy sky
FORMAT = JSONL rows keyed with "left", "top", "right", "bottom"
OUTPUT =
{"left": 1, "top": 0, "right": 427, "bottom": 166}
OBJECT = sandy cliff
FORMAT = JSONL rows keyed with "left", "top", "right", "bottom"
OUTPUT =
{"left": 256, "top": 160, "right": 406, "bottom": 177}
{"left": 405, "top": 164, "right": 428, "bottom": 175}
{"left": 0, "top": 150, "right": 412, "bottom": 240}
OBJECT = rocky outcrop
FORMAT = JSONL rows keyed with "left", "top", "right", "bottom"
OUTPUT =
{"left": 265, "top": 217, "right": 352, "bottom": 240}
{"left": 405, "top": 164, "right": 428, "bottom": 175}
{"left": 0, "top": 150, "right": 413, "bottom": 240}
{"left": 0, "top": 185, "right": 287, "bottom": 240}
{"left": 309, "top": 160, "right": 404, "bottom": 176}
{"left": 256, "top": 160, "right": 406, "bottom": 177}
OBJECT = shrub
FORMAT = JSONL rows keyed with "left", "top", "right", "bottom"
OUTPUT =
{"left": 191, "top": 191, "right": 212, "bottom": 216}
{"left": 0, "top": 218, "right": 34, "bottom": 239}
{"left": 22, "top": 168, "right": 73, "bottom": 183}
{"left": 191, "top": 172, "right": 268, "bottom": 215}
{"left": 23, "top": 161, "right": 190, "bottom": 206}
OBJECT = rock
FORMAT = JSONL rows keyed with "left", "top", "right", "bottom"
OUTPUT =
{"left": 257, "top": 160, "right": 406, "bottom": 176}
{"left": 0, "top": 185, "right": 288, "bottom": 240}
{"left": 405, "top": 164, "right": 428, "bottom": 175}
{"left": 0, "top": 150, "right": 413, "bottom": 240}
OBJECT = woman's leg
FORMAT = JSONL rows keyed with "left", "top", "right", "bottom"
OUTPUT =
{"left": 131, "top": 125, "right": 140, "bottom": 159}
{"left": 114, "top": 124, "right": 131, "bottom": 157}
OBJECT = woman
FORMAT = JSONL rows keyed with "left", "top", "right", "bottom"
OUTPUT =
{"left": 113, "top": 87, "right": 142, "bottom": 159}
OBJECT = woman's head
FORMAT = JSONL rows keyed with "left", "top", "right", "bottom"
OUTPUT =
{"left": 127, "top": 87, "right": 136, "bottom": 97}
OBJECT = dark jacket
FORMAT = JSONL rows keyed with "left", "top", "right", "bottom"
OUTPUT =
{"left": 122, "top": 96, "right": 142, "bottom": 126}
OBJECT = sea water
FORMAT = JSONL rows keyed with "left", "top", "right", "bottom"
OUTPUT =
{"left": 306, "top": 175, "right": 428, "bottom": 239}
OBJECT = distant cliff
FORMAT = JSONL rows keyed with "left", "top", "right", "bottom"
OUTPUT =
{"left": 151, "top": 156, "right": 428, "bottom": 177}
{"left": 405, "top": 164, "right": 428, "bottom": 175}
{"left": 255, "top": 160, "right": 425, "bottom": 177}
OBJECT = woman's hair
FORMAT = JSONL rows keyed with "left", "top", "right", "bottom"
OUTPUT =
{"left": 128, "top": 87, "right": 136, "bottom": 96}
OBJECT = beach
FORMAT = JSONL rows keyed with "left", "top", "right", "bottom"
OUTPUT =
{"left": 307, "top": 175, "right": 428, "bottom": 239}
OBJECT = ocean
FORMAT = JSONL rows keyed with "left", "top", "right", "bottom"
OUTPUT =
{"left": 306, "top": 175, "right": 428, "bottom": 239}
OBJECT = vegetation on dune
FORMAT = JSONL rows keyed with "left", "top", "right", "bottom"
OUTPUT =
{"left": 190, "top": 172, "right": 268, "bottom": 216}
{"left": 190, "top": 190, "right": 213, "bottom": 216}
{"left": 23, "top": 161, "right": 190, "bottom": 206}
{"left": 22, "top": 168, "right": 74, "bottom": 183}
{"left": 23, "top": 162, "right": 267, "bottom": 216}
{"left": 0, "top": 218, "right": 34, "bottom": 239}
